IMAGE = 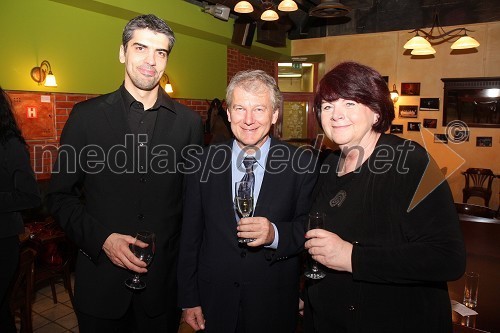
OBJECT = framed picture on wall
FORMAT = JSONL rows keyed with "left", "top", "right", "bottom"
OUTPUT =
{"left": 419, "top": 98, "right": 439, "bottom": 111}
{"left": 434, "top": 134, "right": 448, "bottom": 143}
{"left": 401, "top": 82, "right": 421, "bottom": 96}
{"left": 453, "top": 130, "right": 470, "bottom": 142}
{"left": 407, "top": 122, "right": 421, "bottom": 131}
{"left": 399, "top": 105, "right": 418, "bottom": 118}
{"left": 476, "top": 136, "right": 492, "bottom": 147}
{"left": 390, "top": 124, "right": 403, "bottom": 134}
{"left": 423, "top": 118, "right": 438, "bottom": 128}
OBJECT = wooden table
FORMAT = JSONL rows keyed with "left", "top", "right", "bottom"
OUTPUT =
{"left": 448, "top": 213, "right": 500, "bottom": 333}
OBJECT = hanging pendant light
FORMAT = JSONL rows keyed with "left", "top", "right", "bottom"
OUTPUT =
{"left": 261, "top": 9, "right": 279, "bottom": 21}
{"left": 403, "top": 33, "right": 432, "bottom": 50}
{"left": 234, "top": 1, "right": 254, "bottom": 13}
{"left": 451, "top": 34, "right": 480, "bottom": 49}
{"left": 278, "top": 0, "right": 298, "bottom": 12}
{"left": 411, "top": 45, "right": 437, "bottom": 55}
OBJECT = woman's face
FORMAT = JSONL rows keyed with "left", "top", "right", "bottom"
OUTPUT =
{"left": 320, "top": 98, "right": 379, "bottom": 149}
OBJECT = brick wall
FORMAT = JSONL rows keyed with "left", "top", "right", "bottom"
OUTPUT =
{"left": 227, "top": 48, "right": 276, "bottom": 84}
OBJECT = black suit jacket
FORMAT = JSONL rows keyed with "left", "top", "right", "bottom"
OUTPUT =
{"left": 47, "top": 88, "right": 203, "bottom": 319}
{"left": 177, "top": 138, "right": 318, "bottom": 332}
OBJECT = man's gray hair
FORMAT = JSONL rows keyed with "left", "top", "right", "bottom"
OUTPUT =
{"left": 226, "top": 70, "right": 282, "bottom": 111}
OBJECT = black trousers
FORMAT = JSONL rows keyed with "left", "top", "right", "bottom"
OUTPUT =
{"left": 0, "top": 236, "right": 20, "bottom": 333}
{"left": 77, "top": 294, "right": 181, "bottom": 333}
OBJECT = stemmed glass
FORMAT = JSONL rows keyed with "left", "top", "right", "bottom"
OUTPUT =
{"left": 304, "top": 212, "right": 326, "bottom": 280}
{"left": 235, "top": 181, "right": 255, "bottom": 243}
{"left": 125, "top": 230, "right": 155, "bottom": 290}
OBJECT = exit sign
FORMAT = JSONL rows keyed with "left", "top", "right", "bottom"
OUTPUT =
{"left": 292, "top": 62, "right": 302, "bottom": 69}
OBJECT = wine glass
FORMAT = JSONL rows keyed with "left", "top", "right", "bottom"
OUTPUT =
{"left": 125, "top": 230, "right": 155, "bottom": 290}
{"left": 235, "top": 181, "right": 255, "bottom": 243}
{"left": 304, "top": 212, "right": 326, "bottom": 280}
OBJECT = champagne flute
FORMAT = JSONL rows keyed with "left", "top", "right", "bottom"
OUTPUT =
{"left": 304, "top": 212, "right": 326, "bottom": 280}
{"left": 235, "top": 181, "right": 255, "bottom": 243}
{"left": 125, "top": 230, "right": 155, "bottom": 290}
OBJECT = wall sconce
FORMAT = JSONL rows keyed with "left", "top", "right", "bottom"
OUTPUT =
{"left": 161, "top": 74, "right": 173, "bottom": 94}
{"left": 390, "top": 84, "right": 399, "bottom": 103}
{"left": 30, "top": 60, "right": 58, "bottom": 87}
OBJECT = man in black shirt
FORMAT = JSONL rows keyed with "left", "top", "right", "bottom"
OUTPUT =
{"left": 48, "top": 14, "right": 203, "bottom": 332}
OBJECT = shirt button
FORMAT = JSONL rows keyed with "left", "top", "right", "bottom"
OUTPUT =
{"left": 348, "top": 305, "right": 355, "bottom": 311}
{"left": 240, "top": 251, "right": 246, "bottom": 258}
{"left": 234, "top": 282, "right": 240, "bottom": 287}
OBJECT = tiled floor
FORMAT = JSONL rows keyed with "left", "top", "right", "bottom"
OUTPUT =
{"left": 16, "top": 275, "right": 79, "bottom": 333}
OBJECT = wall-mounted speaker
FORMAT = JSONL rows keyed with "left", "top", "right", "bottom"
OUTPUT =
{"left": 232, "top": 20, "right": 256, "bottom": 47}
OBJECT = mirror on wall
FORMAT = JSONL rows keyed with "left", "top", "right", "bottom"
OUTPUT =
{"left": 442, "top": 77, "right": 500, "bottom": 128}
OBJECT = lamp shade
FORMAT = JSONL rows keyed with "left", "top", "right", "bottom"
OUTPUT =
{"left": 234, "top": 1, "right": 254, "bottom": 13}
{"left": 451, "top": 35, "right": 480, "bottom": 49}
{"left": 261, "top": 9, "right": 279, "bottom": 21}
{"left": 165, "top": 83, "right": 173, "bottom": 93}
{"left": 390, "top": 84, "right": 399, "bottom": 103}
{"left": 403, "top": 35, "right": 432, "bottom": 49}
{"left": 278, "top": 0, "right": 298, "bottom": 12}
{"left": 410, "top": 45, "right": 436, "bottom": 55}
{"left": 44, "top": 72, "right": 58, "bottom": 87}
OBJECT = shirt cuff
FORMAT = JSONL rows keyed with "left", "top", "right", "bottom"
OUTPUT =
{"left": 265, "top": 223, "right": 279, "bottom": 249}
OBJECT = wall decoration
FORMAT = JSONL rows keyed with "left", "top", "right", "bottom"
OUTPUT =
{"left": 434, "top": 133, "right": 448, "bottom": 143}
{"left": 407, "top": 122, "right": 421, "bottom": 131}
{"left": 419, "top": 98, "right": 439, "bottom": 111}
{"left": 476, "top": 136, "right": 492, "bottom": 147}
{"left": 390, "top": 124, "right": 403, "bottom": 134}
{"left": 401, "top": 82, "right": 421, "bottom": 96}
{"left": 399, "top": 105, "right": 418, "bottom": 118}
{"left": 423, "top": 118, "right": 438, "bottom": 128}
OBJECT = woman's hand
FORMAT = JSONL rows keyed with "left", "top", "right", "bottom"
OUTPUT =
{"left": 305, "top": 229, "right": 353, "bottom": 273}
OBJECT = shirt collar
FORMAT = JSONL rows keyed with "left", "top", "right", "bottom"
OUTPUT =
{"left": 119, "top": 83, "right": 173, "bottom": 112}
{"left": 232, "top": 137, "right": 271, "bottom": 170}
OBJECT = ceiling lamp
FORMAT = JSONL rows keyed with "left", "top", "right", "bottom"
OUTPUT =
{"left": 261, "top": 2, "right": 279, "bottom": 21}
{"left": 310, "top": 0, "right": 350, "bottom": 18}
{"left": 234, "top": 1, "right": 254, "bottom": 13}
{"left": 30, "top": 60, "right": 58, "bottom": 87}
{"left": 278, "top": 0, "right": 298, "bottom": 12}
{"left": 404, "top": 11, "right": 480, "bottom": 55}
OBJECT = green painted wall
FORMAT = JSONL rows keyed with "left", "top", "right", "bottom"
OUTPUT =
{"left": 0, "top": 0, "right": 290, "bottom": 99}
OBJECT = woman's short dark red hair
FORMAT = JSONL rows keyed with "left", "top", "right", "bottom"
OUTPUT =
{"left": 314, "top": 61, "right": 395, "bottom": 133}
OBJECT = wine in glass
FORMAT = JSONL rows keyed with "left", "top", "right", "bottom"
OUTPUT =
{"left": 125, "top": 230, "right": 155, "bottom": 290}
{"left": 304, "top": 212, "right": 327, "bottom": 280}
{"left": 235, "top": 181, "right": 255, "bottom": 243}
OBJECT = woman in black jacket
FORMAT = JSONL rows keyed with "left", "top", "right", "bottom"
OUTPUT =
{"left": 0, "top": 86, "right": 40, "bottom": 333}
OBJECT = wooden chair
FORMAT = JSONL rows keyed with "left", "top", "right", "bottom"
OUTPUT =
{"left": 9, "top": 247, "right": 37, "bottom": 333}
{"left": 462, "top": 168, "right": 495, "bottom": 207}
{"left": 31, "top": 233, "right": 75, "bottom": 307}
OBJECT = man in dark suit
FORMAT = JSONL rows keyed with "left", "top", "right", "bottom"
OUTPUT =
{"left": 47, "top": 14, "right": 203, "bottom": 332}
{"left": 178, "top": 70, "right": 318, "bottom": 332}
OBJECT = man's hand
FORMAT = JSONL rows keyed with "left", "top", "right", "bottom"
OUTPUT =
{"left": 102, "top": 233, "right": 147, "bottom": 273}
{"left": 237, "top": 217, "right": 275, "bottom": 247}
{"left": 182, "top": 306, "right": 206, "bottom": 331}
{"left": 304, "top": 229, "right": 353, "bottom": 272}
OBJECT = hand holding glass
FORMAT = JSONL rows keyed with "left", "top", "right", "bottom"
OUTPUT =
{"left": 235, "top": 181, "right": 255, "bottom": 243}
{"left": 125, "top": 231, "right": 155, "bottom": 290}
{"left": 305, "top": 212, "right": 326, "bottom": 280}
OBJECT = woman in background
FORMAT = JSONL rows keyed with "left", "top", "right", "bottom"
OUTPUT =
{"left": 303, "top": 62, "right": 465, "bottom": 332}
{"left": 0, "top": 86, "right": 40, "bottom": 332}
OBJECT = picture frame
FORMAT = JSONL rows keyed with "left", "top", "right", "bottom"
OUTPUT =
{"left": 390, "top": 124, "right": 403, "bottom": 134}
{"left": 434, "top": 133, "right": 448, "bottom": 143}
{"left": 419, "top": 98, "right": 439, "bottom": 111}
{"left": 423, "top": 118, "right": 438, "bottom": 128}
{"left": 399, "top": 105, "right": 418, "bottom": 118}
{"left": 401, "top": 82, "right": 421, "bottom": 96}
{"left": 476, "top": 136, "right": 492, "bottom": 147}
{"left": 407, "top": 122, "right": 421, "bottom": 131}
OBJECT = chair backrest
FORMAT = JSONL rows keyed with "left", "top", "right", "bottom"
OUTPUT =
{"left": 9, "top": 247, "right": 37, "bottom": 331}
{"left": 463, "top": 168, "right": 495, "bottom": 190}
